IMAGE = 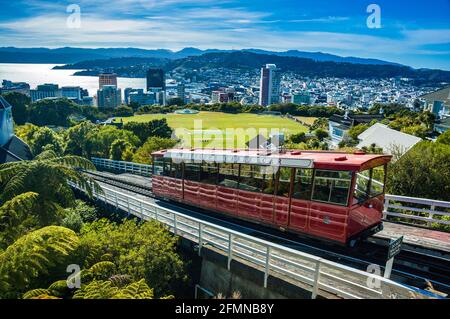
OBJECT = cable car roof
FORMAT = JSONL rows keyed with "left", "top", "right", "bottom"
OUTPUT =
{"left": 152, "top": 148, "right": 392, "bottom": 171}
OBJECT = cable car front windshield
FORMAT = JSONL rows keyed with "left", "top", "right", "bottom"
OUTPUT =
{"left": 353, "top": 164, "right": 386, "bottom": 203}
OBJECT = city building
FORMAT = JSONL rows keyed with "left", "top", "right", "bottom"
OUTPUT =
{"left": 146, "top": 68, "right": 165, "bottom": 90}
{"left": 211, "top": 90, "right": 235, "bottom": 103}
{"left": 0, "top": 96, "right": 32, "bottom": 163}
{"left": 146, "top": 69, "right": 166, "bottom": 105}
{"left": 177, "top": 83, "right": 186, "bottom": 101}
{"left": 1, "top": 80, "right": 30, "bottom": 96}
{"left": 124, "top": 88, "right": 141, "bottom": 105}
{"left": 97, "top": 85, "right": 122, "bottom": 108}
{"left": 259, "top": 64, "right": 281, "bottom": 106}
{"left": 99, "top": 73, "right": 118, "bottom": 89}
{"left": 61, "top": 86, "right": 82, "bottom": 101}
{"left": 328, "top": 112, "right": 384, "bottom": 148}
{"left": 30, "top": 84, "right": 61, "bottom": 102}
{"left": 292, "top": 91, "right": 311, "bottom": 105}
{"left": 80, "top": 96, "right": 94, "bottom": 107}
{"left": 431, "top": 101, "right": 444, "bottom": 115}
{"left": 421, "top": 86, "right": 450, "bottom": 115}
{"left": 435, "top": 115, "right": 450, "bottom": 134}
{"left": 128, "top": 89, "right": 156, "bottom": 106}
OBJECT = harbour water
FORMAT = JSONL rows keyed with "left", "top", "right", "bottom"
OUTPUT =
{"left": 0, "top": 63, "right": 146, "bottom": 97}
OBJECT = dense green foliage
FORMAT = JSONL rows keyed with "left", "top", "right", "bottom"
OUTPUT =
{"left": 123, "top": 119, "right": 173, "bottom": 145}
{"left": 0, "top": 219, "right": 185, "bottom": 299}
{"left": 132, "top": 137, "right": 177, "bottom": 164}
{"left": 109, "top": 139, "right": 134, "bottom": 161}
{"left": 387, "top": 141, "right": 450, "bottom": 201}
{"left": 0, "top": 151, "right": 98, "bottom": 247}
{"left": 76, "top": 219, "right": 186, "bottom": 297}
{"left": 0, "top": 226, "right": 79, "bottom": 298}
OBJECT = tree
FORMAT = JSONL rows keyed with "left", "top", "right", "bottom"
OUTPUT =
{"left": 0, "top": 150, "right": 100, "bottom": 226}
{"left": 401, "top": 125, "right": 428, "bottom": 139}
{"left": 310, "top": 117, "right": 328, "bottom": 131}
{"left": 27, "top": 98, "right": 82, "bottom": 127}
{"left": 387, "top": 141, "right": 450, "bottom": 201}
{"left": 15, "top": 124, "right": 64, "bottom": 156}
{"left": 436, "top": 130, "right": 450, "bottom": 145}
{"left": 31, "top": 126, "right": 64, "bottom": 156}
{"left": 167, "top": 97, "right": 186, "bottom": 107}
{"left": 2, "top": 92, "right": 30, "bottom": 125}
{"left": 110, "top": 139, "right": 134, "bottom": 161}
{"left": 361, "top": 143, "right": 383, "bottom": 154}
{"left": 348, "top": 124, "right": 369, "bottom": 141}
{"left": 86, "top": 126, "right": 140, "bottom": 158}
{"left": 0, "top": 192, "right": 39, "bottom": 248}
{"left": 0, "top": 226, "right": 80, "bottom": 298}
{"left": 123, "top": 119, "right": 173, "bottom": 145}
{"left": 314, "top": 128, "right": 329, "bottom": 141}
{"left": 417, "top": 111, "right": 435, "bottom": 130}
{"left": 133, "top": 137, "right": 177, "bottom": 164}
{"left": 289, "top": 132, "right": 307, "bottom": 144}
{"left": 72, "top": 279, "right": 154, "bottom": 299}
{"left": 114, "top": 106, "right": 134, "bottom": 117}
{"left": 368, "top": 103, "right": 408, "bottom": 117}
{"left": 64, "top": 121, "right": 99, "bottom": 157}
{"left": 77, "top": 219, "right": 187, "bottom": 297}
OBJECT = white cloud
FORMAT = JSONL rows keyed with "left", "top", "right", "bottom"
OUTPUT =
{"left": 0, "top": 3, "right": 449, "bottom": 69}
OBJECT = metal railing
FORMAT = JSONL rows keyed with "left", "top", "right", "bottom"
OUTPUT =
{"left": 91, "top": 157, "right": 152, "bottom": 176}
{"left": 384, "top": 194, "right": 450, "bottom": 228}
{"left": 72, "top": 182, "right": 433, "bottom": 299}
{"left": 91, "top": 157, "right": 450, "bottom": 230}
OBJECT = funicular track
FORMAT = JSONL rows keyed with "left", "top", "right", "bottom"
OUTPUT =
{"left": 83, "top": 170, "right": 450, "bottom": 297}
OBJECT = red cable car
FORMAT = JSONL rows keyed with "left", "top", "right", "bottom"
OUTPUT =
{"left": 151, "top": 148, "right": 392, "bottom": 245}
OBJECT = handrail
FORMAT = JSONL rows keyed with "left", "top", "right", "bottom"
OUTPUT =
{"left": 384, "top": 194, "right": 450, "bottom": 227}
{"left": 72, "top": 181, "right": 434, "bottom": 299}
{"left": 91, "top": 157, "right": 450, "bottom": 229}
{"left": 91, "top": 157, "right": 152, "bottom": 176}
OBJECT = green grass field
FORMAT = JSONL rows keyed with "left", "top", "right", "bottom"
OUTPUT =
{"left": 114, "top": 112, "right": 310, "bottom": 148}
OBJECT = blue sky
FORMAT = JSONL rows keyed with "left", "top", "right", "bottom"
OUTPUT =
{"left": 0, "top": 0, "right": 449, "bottom": 69}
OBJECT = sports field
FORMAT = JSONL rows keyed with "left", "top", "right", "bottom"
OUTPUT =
{"left": 114, "top": 112, "right": 310, "bottom": 148}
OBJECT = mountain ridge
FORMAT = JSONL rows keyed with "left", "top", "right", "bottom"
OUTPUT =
{"left": 0, "top": 46, "right": 404, "bottom": 67}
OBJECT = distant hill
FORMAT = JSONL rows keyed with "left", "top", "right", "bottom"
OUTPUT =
{"left": 48, "top": 51, "right": 450, "bottom": 84}
{"left": 53, "top": 57, "right": 168, "bottom": 70}
{"left": 0, "top": 46, "right": 403, "bottom": 66}
{"left": 165, "top": 52, "right": 450, "bottom": 83}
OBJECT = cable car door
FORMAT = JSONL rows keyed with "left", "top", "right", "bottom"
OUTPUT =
{"left": 273, "top": 167, "right": 292, "bottom": 227}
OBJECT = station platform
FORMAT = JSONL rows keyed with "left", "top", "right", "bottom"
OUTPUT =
{"left": 373, "top": 222, "right": 450, "bottom": 255}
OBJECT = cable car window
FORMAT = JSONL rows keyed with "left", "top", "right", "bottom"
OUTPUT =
{"left": 354, "top": 169, "right": 370, "bottom": 202}
{"left": 312, "top": 170, "right": 352, "bottom": 206}
{"left": 218, "top": 163, "right": 239, "bottom": 189}
{"left": 162, "top": 158, "right": 172, "bottom": 177}
{"left": 276, "top": 167, "right": 292, "bottom": 197}
{"left": 261, "top": 166, "right": 276, "bottom": 195}
{"left": 292, "top": 168, "right": 313, "bottom": 200}
{"left": 169, "top": 162, "right": 182, "bottom": 179}
{"left": 153, "top": 157, "right": 164, "bottom": 176}
{"left": 200, "top": 162, "right": 218, "bottom": 185}
{"left": 239, "top": 165, "right": 264, "bottom": 192}
{"left": 184, "top": 163, "right": 200, "bottom": 182}
{"left": 370, "top": 165, "right": 385, "bottom": 197}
